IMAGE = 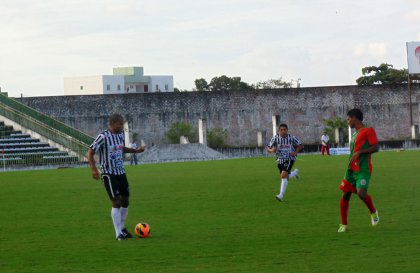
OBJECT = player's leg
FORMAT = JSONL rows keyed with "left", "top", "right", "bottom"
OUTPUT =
{"left": 338, "top": 170, "right": 357, "bottom": 232}
{"left": 276, "top": 160, "right": 291, "bottom": 201}
{"left": 355, "top": 174, "right": 374, "bottom": 211}
{"left": 276, "top": 171, "right": 289, "bottom": 201}
{"left": 102, "top": 174, "right": 125, "bottom": 240}
{"left": 121, "top": 196, "right": 129, "bottom": 224}
{"left": 355, "top": 174, "right": 379, "bottom": 226}
{"left": 321, "top": 145, "right": 325, "bottom": 155}
{"left": 288, "top": 160, "right": 299, "bottom": 180}
{"left": 120, "top": 195, "right": 133, "bottom": 238}
{"left": 338, "top": 191, "right": 352, "bottom": 232}
{"left": 286, "top": 157, "right": 300, "bottom": 180}
{"left": 111, "top": 196, "right": 125, "bottom": 240}
{"left": 119, "top": 174, "right": 133, "bottom": 238}
{"left": 357, "top": 188, "right": 375, "bottom": 213}
{"left": 275, "top": 164, "right": 284, "bottom": 201}
{"left": 289, "top": 169, "right": 299, "bottom": 180}
{"left": 110, "top": 195, "right": 123, "bottom": 240}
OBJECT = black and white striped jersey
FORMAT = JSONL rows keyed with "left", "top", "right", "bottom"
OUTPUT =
{"left": 267, "top": 134, "right": 302, "bottom": 163}
{"left": 90, "top": 129, "right": 126, "bottom": 175}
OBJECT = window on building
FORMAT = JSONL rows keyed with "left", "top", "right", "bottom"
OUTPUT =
{"left": 155, "top": 85, "right": 159, "bottom": 91}
{"left": 80, "top": 85, "right": 84, "bottom": 90}
{"left": 144, "top": 85, "right": 149, "bottom": 92}
{"left": 117, "top": 84, "right": 121, "bottom": 91}
{"left": 165, "top": 84, "right": 169, "bottom": 91}
{"left": 106, "top": 84, "right": 110, "bottom": 91}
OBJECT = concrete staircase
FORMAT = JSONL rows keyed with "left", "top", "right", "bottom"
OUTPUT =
{"left": 0, "top": 121, "right": 78, "bottom": 166}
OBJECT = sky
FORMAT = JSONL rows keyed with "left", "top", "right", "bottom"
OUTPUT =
{"left": 0, "top": 0, "right": 419, "bottom": 97}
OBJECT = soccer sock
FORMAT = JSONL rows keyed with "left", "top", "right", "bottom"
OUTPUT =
{"left": 362, "top": 194, "right": 376, "bottom": 214}
{"left": 120, "top": 207, "right": 128, "bottom": 229}
{"left": 111, "top": 207, "right": 122, "bottom": 237}
{"left": 340, "top": 198, "right": 349, "bottom": 225}
{"left": 279, "top": 179, "right": 288, "bottom": 198}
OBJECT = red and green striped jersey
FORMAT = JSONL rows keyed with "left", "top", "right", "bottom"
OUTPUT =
{"left": 349, "top": 127, "right": 378, "bottom": 173}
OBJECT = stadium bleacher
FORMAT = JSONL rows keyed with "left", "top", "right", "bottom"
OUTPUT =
{"left": 0, "top": 121, "right": 79, "bottom": 166}
{"left": 0, "top": 92, "right": 92, "bottom": 169}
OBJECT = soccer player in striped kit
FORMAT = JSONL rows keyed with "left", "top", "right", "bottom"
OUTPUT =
{"left": 267, "top": 123, "right": 304, "bottom": 201}
{"left": 338, "top": 109, "right": 379, "bottom": 232}
{"left": 88, "top": 113, "right": 145, "bottom": 240}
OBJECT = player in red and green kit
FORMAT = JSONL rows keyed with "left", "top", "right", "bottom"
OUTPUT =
{"left": 338, "top": 108, "right": 380, "bottom": 232}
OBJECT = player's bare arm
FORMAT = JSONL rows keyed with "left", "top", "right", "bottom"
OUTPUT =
{"left": 87, "top": 148, "right": 100, "bottom": 180}
{"left": 291, "top": 144, "right": 304, "bottom": 157}
{"left": 350, "top": 144, "right": 379, "bottom": 164}
{"left": 266, "top": 147, "right": 277, "bottom": 153}
{"left": 123, "top": 146, "right": 145, "bottom": 153}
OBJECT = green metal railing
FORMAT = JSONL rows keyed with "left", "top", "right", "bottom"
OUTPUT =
{"left": 0, "top": 152, "right": 79, "bottom": 166}
{"left": 0, "top": 93, "right": 93, "bottom": 160}
{"left": 0, "top": 93, "right": 93, "bottom": 145}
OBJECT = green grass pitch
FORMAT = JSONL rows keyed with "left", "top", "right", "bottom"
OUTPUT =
{"left": 0, "top": 151, "right": 419, "bottom": 273}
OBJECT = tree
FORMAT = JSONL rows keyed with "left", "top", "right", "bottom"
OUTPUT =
{"left": 194, "top": 78, "right": 209, "bottom": 91}
{"left": 206, "top": 128, "right": 228, "bottom": 148}
{"left": 174, "top": 88, "right": 189, "bottom": 92}
{"left": 165, "top": 122, "right": 197, "bottom": 144}
{"left": 356, "top": 63, "right": 408, "bottom": 85}
{"left": 324, "top": 117, "right": 348, "bottom": 145}
{"left": 254, "top": 77, "right": 294, "bottom": 89}
{"left": 208, "top": 75, "right": 254, "bottom": 91}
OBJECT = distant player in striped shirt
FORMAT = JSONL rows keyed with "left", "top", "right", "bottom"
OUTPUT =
{"left": 266, "top": 123, "right": 304, "bottom": 201}
{"left": 88, "top": 114, "right": 145, "bottom": 240}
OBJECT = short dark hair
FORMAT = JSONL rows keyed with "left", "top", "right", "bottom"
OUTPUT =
{"left": 279, "top": 123, "right": 288, "bottom": 130}
{"left": 347, "top": 108, "right": 363, "bottom": 121}
{"left": 109, "top": 113, "right": 124, "bottom": 124}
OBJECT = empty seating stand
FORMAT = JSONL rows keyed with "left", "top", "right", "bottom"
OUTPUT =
{"left": 0, "top": 121, "right": 79, "bottom": 167}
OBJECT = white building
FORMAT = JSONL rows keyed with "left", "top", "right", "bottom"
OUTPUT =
{"left": 64, "top": 66, "right": 174, "bottom": 95}
{"left": 64, "top": 75, "right": 125, "bottom": 95}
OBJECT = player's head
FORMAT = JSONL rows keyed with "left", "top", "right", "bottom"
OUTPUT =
{"left": 109, "top": 113, "right": 124, "bottom": 133}
{"left": 347, "top": 108, "right": 363, "bottom": 128}
{"left": 278, "top": 123, "right": 288, "bottom": 137}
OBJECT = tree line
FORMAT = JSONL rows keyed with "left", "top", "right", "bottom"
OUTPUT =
{"left": 174, "top": 76, "right": 297, "bottom": 92}
{"left": 174, "top": 63, "right": 413, "bottom": 92}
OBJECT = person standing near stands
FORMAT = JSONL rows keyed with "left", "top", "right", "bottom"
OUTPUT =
{"left": 130, "top": 140, "right": 138, "bottom": 165}
{"left": 321, "top": 132, "right": 330, "bottom": 156}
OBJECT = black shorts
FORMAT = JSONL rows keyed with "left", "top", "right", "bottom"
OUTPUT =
{"left": 277, "top": 159, "right": 295, "bottom": 174}
{"left": 101, "top": 173, "right": 130, "bottom": 199}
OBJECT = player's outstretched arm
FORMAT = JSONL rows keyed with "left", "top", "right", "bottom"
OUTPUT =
{"left": 123, "top": 146, "right": 146, "bottom": 154}
{"left": 87, "top": 148, "right": 100, "bottom": 180}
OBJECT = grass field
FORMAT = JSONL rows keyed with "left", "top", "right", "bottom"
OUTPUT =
{"left": 0, "top": 151, "right": 419, "bottom": 273}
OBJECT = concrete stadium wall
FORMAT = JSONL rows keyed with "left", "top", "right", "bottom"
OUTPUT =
{"left": 17, "top": 84, "right": 420, "bottom": 146}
